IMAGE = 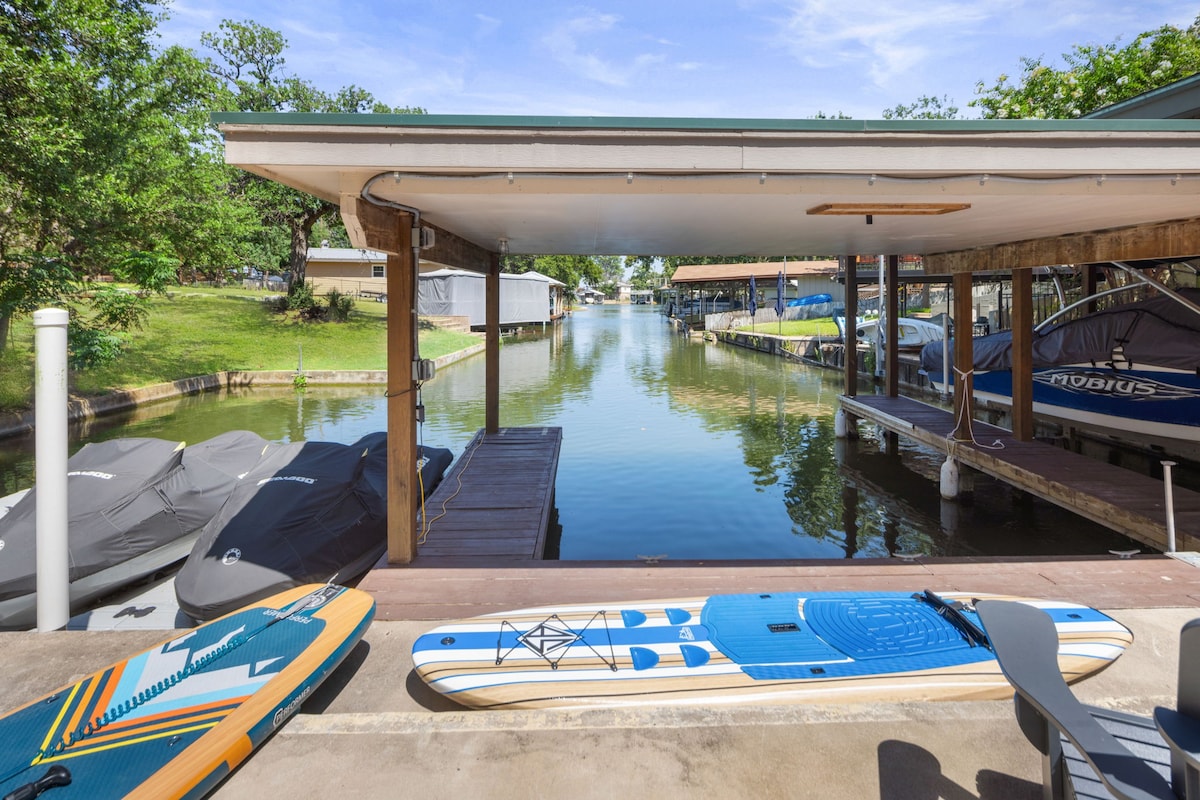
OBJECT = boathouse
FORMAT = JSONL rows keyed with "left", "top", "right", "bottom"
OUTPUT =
{"left": 215, "top": 110, "right": 1200, "bottom": 561}
{"left": 417, "top": 268, "right": 560, "bottom": 328}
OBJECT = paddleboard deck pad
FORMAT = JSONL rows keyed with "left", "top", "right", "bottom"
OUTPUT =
{"left": 0, "top": 584, "right": 374, "bottom": 799}
{"left": 412, "top": 590, "right": 1131, "bottom": 709}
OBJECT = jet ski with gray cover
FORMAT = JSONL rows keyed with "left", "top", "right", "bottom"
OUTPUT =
{"left": 174, "top": 431, "right": 452, "bottom": 621}
{"left": 0, "top": 430, "right": 268, "bottom": 629}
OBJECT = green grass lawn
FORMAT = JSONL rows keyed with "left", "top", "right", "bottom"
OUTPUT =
{"left": 0, "top": 287, "right": 481, "bottom": 412}
{"left": 736, "top": 317, "right": 840, "bottom": 337}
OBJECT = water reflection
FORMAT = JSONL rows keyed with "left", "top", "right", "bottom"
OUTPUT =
{"left": 0, "top": 305, "right": 1145, "bottom": 560}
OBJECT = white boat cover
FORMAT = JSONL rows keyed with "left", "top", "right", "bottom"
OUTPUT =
{"left": 418, "top": 269, "right": 552, "bottom": 326}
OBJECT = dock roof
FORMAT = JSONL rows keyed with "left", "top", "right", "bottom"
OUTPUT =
{"left": 215, "top": 114, "right": 1200, "bottom": 272}
{"left": 670, "top": 261, "right": 839, "bottom": 284}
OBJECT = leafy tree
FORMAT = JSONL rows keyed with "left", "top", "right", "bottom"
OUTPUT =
{"left": 504, "top": 254, "right": 603, "bottom": 295}
{"left": 201, "top": 20, "right": 426, "bottom": 294}
{"left": 0, "top": 0, "right": 248, "bottom": 353}
{"left": 972, "top": 19, "right": 1200, "bottom": 118}
{"left": 629, "top": 260, "right": 662, "bottom": 290}
{"left": 882, "top": 94, "right": 961, "bottom": 119}
{"left": 593, "top": 255, "right": 624, "bottom": 293}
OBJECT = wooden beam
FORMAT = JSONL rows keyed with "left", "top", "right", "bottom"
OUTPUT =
{"left": 486, "top": 255, "right": 500, "bottom": 434}
{"left": 885, "top": 254, "right": 899, "bottom": 398}
{"left": 345, "top": 196, "right": 492, "bottom": 271}
{"left": 385, "top": 221, "right": 419, "bottom": 564}
{"left": 844, "top": 256, "right": 858, "bottom": 398}
{"left": 952, "top": 271, "right": 974, "bottom": 441}
{"left": 421, "top": 221, "right": 492, "bottom": 273}
{"left": 1011, "top": 267, "right": 1034, "bottom": 441}
{"left": 351, "top": 197, "right": 408, "bottom": 255}
{"left": 925, "top": 216, "right": 1200, "bottom": 274}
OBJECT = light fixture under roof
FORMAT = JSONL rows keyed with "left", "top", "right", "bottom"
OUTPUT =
{"left": 806, "top": 202, "right": 971, "bottom": 216}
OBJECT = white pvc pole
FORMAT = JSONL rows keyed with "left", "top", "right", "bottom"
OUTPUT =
{"left": 34, "top": 308, "right": 70, "bottom": 631}
{"left": 1162, "top": 460, "right": 1178, "bottom": 553}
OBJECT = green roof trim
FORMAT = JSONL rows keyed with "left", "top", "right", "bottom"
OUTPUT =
{"left": 211, "top": 112, "right": 1200, "bottom": 133}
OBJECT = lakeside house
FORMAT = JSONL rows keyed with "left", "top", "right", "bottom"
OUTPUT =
{"left": 305, "top": 246, "right": 390, "bottom": 298}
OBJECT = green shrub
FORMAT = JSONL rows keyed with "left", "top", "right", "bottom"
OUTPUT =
{"left": 286, "top": 281, "right": 316, "bottom": 313}
{"left": 68, "top": 326, "right": 125, "bottom": 369}
{"left": 324, "top": 289, "right": 355, "bottom": 322}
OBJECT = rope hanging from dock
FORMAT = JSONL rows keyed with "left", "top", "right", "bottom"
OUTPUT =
{"left": 946, "top": 365, "right": 1005, "bottom": 456}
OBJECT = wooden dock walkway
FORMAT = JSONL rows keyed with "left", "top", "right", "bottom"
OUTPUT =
{"left": 840, "top": 394, "right": 1200, "bottom": 553}
{"left": 411, "top": 426, "right": 562, "bottom": 560}
{"left": 358, "top": 555, "right": 1200, "bottom": 620}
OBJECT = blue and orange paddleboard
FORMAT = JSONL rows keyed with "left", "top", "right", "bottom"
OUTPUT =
{"left": 0, "top": 584, "right": 373, "bottom": 799}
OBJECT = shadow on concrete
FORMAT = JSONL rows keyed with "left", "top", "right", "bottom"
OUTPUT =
{"left": 405, "top": 668, "right": 471, "bottom": 712}
{"left": 878, "top": 740, "right": 1039, "bottom": 800}
{"left": 303, "top": 640, "right": 372, "bottom": 714}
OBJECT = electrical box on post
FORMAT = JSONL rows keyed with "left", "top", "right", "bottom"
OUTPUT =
{"left": 413, "top": 358, "right": 436, "bottom": 382}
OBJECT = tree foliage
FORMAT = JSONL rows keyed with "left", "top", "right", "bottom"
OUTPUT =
{"left": 0, "top": 0, "right": 251, "bottom": 359}
{"left": 972, "top": 20, "right": 1200, "bottom": 118}
{"left": 882, "top": 94, "right": 961, "bottom": 120}
{"left": 503, "top": 255, "right": 604, "bottom": 295}
{"left": 201, "top": 20, "right": 426, "bottom": 293}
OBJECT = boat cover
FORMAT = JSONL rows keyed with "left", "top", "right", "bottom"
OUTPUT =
{"left": 175, "top": 432, "right": 453, "bottom": 621}
{"left": 920, "top": 288, "right": 1200, "bottom": 374}
{"left": 0, "top": 431, "right": 268, "bottom": 606}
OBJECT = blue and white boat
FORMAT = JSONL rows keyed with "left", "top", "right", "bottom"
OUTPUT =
{"left": 920, "top": 269, "right": 1200, "bottom": 453}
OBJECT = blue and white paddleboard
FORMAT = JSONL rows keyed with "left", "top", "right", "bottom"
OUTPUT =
{"left": 0, "top": 584, "right": 374, "bottom": 800}
{"left": 412, "top": 590, "right": 1131, "bottom": 709}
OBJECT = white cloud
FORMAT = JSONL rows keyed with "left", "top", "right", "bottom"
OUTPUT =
{"left": 770, "top": 0, "right": 999, "bottom": 87}
{"left": 541, "top": 10, "right": 667, "bottom": 87}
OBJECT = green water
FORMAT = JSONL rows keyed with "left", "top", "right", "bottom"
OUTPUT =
{"left": 0, "top": 304, "right": 1140, "bottom": 560}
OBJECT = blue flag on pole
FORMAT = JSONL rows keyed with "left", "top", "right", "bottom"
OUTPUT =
{"left": 775, "top": 271, "right": 785, "bottom": 316}
{"left": 749, "top": 275, "right": 758, "bottom": 316}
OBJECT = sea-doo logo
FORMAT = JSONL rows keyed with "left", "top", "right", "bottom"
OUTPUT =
{"left": 256, "top": 475, "right": 317, "bottom": 487}
{"left": 1035, "top": 369, "right": 1200, "bottom": 401}
{"left": 67, "top": 470, "right": 115, "bottom": 480}
{"left": 221, "top": 548, "right": 242, "bottom": 565}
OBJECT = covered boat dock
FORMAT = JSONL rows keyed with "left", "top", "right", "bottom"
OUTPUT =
{"left": 215, "top": 111, "right": 1200, "bottom": 560}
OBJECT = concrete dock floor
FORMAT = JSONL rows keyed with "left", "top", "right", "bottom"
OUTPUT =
{"left": 0, "top": 604, "right": 1192, "bottom": 799}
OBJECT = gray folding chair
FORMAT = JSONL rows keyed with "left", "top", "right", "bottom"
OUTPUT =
{"left": 976, "top": 599, "right": 1200, "bottom": 800}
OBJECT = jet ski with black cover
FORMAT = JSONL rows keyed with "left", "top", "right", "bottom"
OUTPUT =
{"left": 175, "top": 431, "right": 452, "bottom": 622}
{"left": 0, "top": 430, "right": 269, "bottom": 630}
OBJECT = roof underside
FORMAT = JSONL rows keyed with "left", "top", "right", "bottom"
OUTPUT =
{"left": 217, "top": 114, "right": 1200, "bottom": 266}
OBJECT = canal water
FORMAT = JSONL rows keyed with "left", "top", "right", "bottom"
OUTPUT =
{"left": 0, "top": 305, "right": 1144, "bottom": 560}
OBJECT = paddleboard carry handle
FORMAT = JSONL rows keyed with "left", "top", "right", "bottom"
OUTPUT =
{"left": 913, "top": 590, "right": 991, "bottom": 649}
{"left": 2, "top": 766, "right": 70, "bottom": 800}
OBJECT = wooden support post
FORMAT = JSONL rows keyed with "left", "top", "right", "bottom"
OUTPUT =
{"left": 485, "top": 253, "right": 500, "bottom": 434}
{"left": 844, "top": 256, "right": 858, "bottom": 397}
{"left": 1011, "top": 267, "right": 1034, "bottom": 441}
{"left": 385, "top": 220, "right": 419, "bottom": 564}
{"left": 1083, "top": 263, "right": 1099, "bottom": 315}
{"left": 885, "top": 254, "right": 899, "bottom": 398}
{"left": 952, "top": 271, "right": 975, "bottom": 441}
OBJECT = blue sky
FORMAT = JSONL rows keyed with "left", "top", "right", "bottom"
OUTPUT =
{"left": 156, "top": 1, "right": 1200, "bottom": 119}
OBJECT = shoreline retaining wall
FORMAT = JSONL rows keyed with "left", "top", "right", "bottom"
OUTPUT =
{"left": 0, "top": 341, "right": 485, "bottom": 440}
